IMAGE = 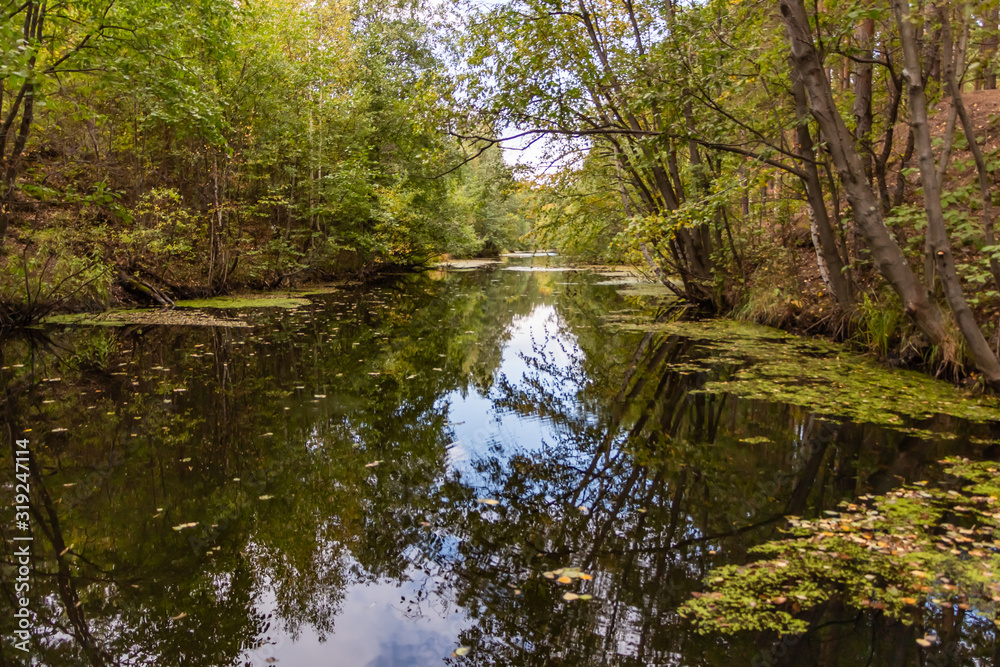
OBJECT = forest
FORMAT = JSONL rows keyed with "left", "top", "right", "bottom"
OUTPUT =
{"left": 3, "top": 0, "right": 1000, "bottom": 387}
{"left": 0, "top": 0, "right": 529, "bottom": 323}
{"left": 7, "top": 1, "right": 1000, "bottom": 665}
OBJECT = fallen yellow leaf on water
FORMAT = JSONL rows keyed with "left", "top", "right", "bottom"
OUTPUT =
{"left": 579, "top": 573, "right": 593, "bottom": 581}
{"left": 171, "top": 612, "right": 187, "bottom": 620}
{"left": 454, "top": 646, "right": 470, "bottom": 656}
{"left": 562, "top": 592, "right": 579, "bottom": 601}
{"left": 902, "top": 597, "right": 918, "bottom": 605}
{"left": 476, "top": 498, "right": 499, "bottom": 505}
{"left": 556, "top": 576, "right": 572, "bottom": 584}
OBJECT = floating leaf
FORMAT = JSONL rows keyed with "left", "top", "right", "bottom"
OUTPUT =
{"left": 365, "top": 461, "right": 381, "bottom": 468}
{"left": 477, "top": 498, "right": 499, "bottom": 505}
{"left": 557, "top": 575, "right": 572, "bottom": 584}
{"left": 259, "top": 495, "right": 274, "bottom": 500}
{"left": 171, "top": 612, "right": 187, "bottom": 620}
{"left": 172, "top": 522, "right": 198, "bottom": 531}
{"left": 562, "top": 592, "right": 580, "bottom": 601}
{"left": 454, "top": 647, "right": 470, "bottom": 656}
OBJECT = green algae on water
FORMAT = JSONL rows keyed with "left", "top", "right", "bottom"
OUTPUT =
{"left": 680, "top": 458, "right": 1000, "bottom": 636}
{"left": 292, "top": 285, "right": 340, "bottom": 296}
{"left": 43, "top": 309, "right": 251, "bottom": 327}
{"left": 609, "top": 317, "right": 1000, "bottom": 426}
{"left": 174, "top": 295, "right": 311, "bottom": 309}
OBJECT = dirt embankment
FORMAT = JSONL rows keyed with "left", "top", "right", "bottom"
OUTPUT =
{"left": 748, "top": 89, "right": 1000, "bottom": 384}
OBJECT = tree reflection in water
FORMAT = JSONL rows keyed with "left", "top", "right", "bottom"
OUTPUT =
{"left": 1, "top": 264, "right": 998, "bottom": 666}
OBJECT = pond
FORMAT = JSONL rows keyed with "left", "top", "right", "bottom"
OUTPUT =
{"left": 3, "top": 256, "right": 1000, "bottom": 666}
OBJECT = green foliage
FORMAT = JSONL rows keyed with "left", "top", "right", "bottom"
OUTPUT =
{"left": 680, "top": 458, "right": 1000, "bottom": 636}
{"left": 115, "top": 188, "right": 199, "bottom": 268}
{"left": 852, "top": 291, "right": 902, "bottom": 358}
{"left": 446, "top": 146, "right": 529, "bottom": 257}
{"left": 527, "top": 158, "right": 633, "bottom": 264}
{"left": 1, "top": 0, "right": 515, "bottom": 300}
{"left": 0, "top": 243, "right": 112, "bottom": 325}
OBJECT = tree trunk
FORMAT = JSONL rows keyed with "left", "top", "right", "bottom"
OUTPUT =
{"left": 984, "top": 6, "right": 999, "bottom": 89}
{"left": 928, "top": 5, "right": 959, "bottom": 289}
{"left": 854, "top": 16, "right": 875, "bottom": 178}
{"left": 875, "top": 72, "right": 904, "bottom": 216}
{"left": 0, "top": 2, "right": 45, "bottom": 256}
{"left": 944, "top": 14, "right": 1000, "bottom": 293}
{"left": 210, "top": 153, "right": 221, "bottom": 291}
{"left": 791, "top": 70, "right": 853, "bottom": 311}
{"left": 892, "top": 0, "right": 1000, "bottom": 385}
{"left": 779, "top": 0, "right": 949, "bottom": 347}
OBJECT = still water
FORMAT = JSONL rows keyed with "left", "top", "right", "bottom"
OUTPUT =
{"left": 2, "top": 257, "right": 1000, "bottom": 666}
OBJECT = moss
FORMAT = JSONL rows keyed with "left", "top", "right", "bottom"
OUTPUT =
{"left": 610, "top": 318, "right": 1000, "bottom": 426}
{"left": 174, "top": 295, "right": 311, "bottom": 309}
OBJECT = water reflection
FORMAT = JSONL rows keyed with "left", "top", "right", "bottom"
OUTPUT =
{"left": 1, "top": 261, "right": 998, "bottom": 666}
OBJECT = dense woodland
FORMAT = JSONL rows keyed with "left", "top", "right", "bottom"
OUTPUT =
{"left": 5, "top": 0, "right": 1000, "bottom": 386}
{"left": 0, "top": 0, "right": 529, "bottom": 322}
